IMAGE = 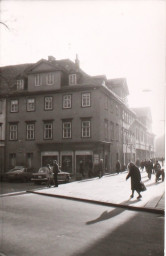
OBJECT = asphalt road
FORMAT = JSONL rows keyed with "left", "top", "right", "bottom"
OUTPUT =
{"left": 0, "top": 193, "right": 164, "bottom": 256}
{"left": 0, "top": 181, "right": 55, "bottom": 195}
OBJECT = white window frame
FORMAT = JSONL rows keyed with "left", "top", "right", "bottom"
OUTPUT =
{"left": 17, "top": 79, "right": 24, "bottom": 90}
{"left": 27, "top": 98, "right": 35, "bottom": 111}
{"left": 63, "top": 95, "right": 72, "bottom": 109}
{"left": 82, "top": 93, "right": 91, "bottom": 107}
{"left": 44, "top": 122, "right": 53, "bottom": 139}
{"left": 46, "top": 73, "right": 54, "bottom": 85}
{"left": 69, "top": 74, "right": 77, "bottom": 85}
{"left": 82, "top": 120, "right": 91, "bottom": 138}
{"left": 44, "top": 97, "right": 53, "bottom": 110}
{"left": 26, "top": 123, "right": 35, "bottom": 140}
{"left": 9, "top": 124, "right": 18, "bottom": 140}
{"left": 11, "top": 100, "right": 18, "bottom": 112}
{"left": 63, "top": 121, "right": 72, "bottom": 138}
{"left": 35, "top": 74, "right": 42, "bottom": 86}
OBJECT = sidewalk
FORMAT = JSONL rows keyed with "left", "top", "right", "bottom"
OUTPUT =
{"left": 27, "top": 170, "right": 165, "bottom": 214}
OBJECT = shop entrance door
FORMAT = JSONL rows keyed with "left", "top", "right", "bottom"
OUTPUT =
{"left": 76, "top": 155, "right": 92, "bottom": 177}
{"left": 42, "top": 156, "right": 58, "bottom": 166}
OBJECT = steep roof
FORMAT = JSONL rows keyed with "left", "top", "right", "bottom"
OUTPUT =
{"left": 0, "top": 63, "right": 34, "bottom": 92}
{"left": 131, "top": 107, "right": 152, "bottom": 121}
{"left": 107, "top": 78, "right": 129, "bottom": 95}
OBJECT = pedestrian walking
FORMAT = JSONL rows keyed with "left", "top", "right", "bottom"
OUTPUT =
{"left": 46, "top": 164, "right": 52, "bottom": 188}
{"left": 52, "top": 160, "right": 60, "bottom": 187}
{"left": 135, "top": 159, "right": 140, "bottom": 169}
{"left": 98, "top": 159, "right": 104, "bottom": 178}
{"left": 126, "top": 162, "right": 142, "bottom": 199}
{"left": 116, "top": 160, "right": 121, "bottom": 174}
{"left": 154, "top": 160, "right": 161, "bottom": 174}
{"left": 147, "top": 160, "right": 153, "bottom": 180}
{"left": 88, "top": 159, "right": 93, "bottom": 178}
{"left": 79, "top": 160, "right": 85, "bottom": 178}
{"left": 140, "top": 161, "right": 144, "bottom": 172}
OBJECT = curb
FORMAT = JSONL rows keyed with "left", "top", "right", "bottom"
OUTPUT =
{"left": 0, "top": 191, "right": 26, "bottom": 197}
{"left": 26, "top": 190, "right": 165, "bottom": 215}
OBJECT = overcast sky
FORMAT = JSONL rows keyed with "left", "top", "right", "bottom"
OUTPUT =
{"left": 0, "top": 0, "right": 165, "bottom": 137}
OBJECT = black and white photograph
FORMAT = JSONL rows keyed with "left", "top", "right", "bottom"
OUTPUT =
{"left": 0, "top": 1, "right": 165, "bottom": 255}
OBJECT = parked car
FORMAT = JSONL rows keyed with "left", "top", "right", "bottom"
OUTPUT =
{"left": 5, "top": 166, "right": 34, "bottom": 182}
{"left": 31, "top": 166, "right": 71, "bottom": 185}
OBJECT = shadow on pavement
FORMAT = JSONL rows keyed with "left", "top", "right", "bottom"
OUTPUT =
{"left": 86, "top": 199, "right": 140, "bottom": 225}
{"left": 75, "top": 209, "right": 164, "bottom": 256}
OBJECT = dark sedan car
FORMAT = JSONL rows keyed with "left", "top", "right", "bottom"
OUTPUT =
{"left": 5, "top": 166, "right": 34, "bottom": 182}
{"left": 31, "top": 166, "right": 71, "bottom": 185}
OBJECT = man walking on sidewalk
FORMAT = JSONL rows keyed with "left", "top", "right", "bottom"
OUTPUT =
{"left": 53, "top": 160, "right": 60, "bottom": 187}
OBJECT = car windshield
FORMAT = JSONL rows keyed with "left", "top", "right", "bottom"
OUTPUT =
{"left": 8, "top": 167, "right": 24, "bottom": 172}
{"left": 38, "top": 167, "right": 48, "bottom": 173}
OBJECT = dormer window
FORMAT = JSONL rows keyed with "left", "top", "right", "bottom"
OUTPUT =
{"left": 46, "top": 73, "right": 54, "bottom": 85}
{"left": 17, "top": 79, "right": 24, "bottom": 90}
{"left": 35, "top": 74, "right": 42, "bottom": 86}
{"left": 69, "top": 74, "right": 77, "bottom": 85}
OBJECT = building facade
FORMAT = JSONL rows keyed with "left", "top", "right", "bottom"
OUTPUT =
{"left": 0, "top": 56, "right": 155, "bottom": 176}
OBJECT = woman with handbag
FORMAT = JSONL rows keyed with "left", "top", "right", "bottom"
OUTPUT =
{"left": 126, "top": 162, "right": 143, "bottom": 199}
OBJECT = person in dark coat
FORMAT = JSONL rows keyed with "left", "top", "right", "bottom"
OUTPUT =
{"left": 52, "top": 160, "right": 60, "bottom": 187}
{"left": 79, "top": 160, "right": 85, "bottom": 178}
{"left": 88, "top": 159, "right": 93, "bottom": 178}
{"left": 46, "top": 164, "right": 52, "bottom": 188}
{"left": 116, "top": 160, "right": 121, "bottom": 174}
{"left": 126, "top": 162, "right": 142, "bottom": 199}
{"left": 147, "top": 160, "right": 153, "bottom": 180}
{"left": 140, "top": 161, "right": 144, "bottom": 172}
{"left": 98, "top": 159, "right": 104, "bottom": 178}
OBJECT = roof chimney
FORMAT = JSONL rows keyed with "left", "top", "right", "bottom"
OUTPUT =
{"left": 75, "top": 54, "right": 80, "bottom": 69}
{"left": 48, "top": 56, "right": 56, "bottom": 62}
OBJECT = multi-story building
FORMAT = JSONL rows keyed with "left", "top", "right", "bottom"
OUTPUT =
{"left": 0, "top": 56, "right": 155, "bottom": 176}
{"left": 0, "top": 98, "right": 6, "bottom": 174}
{"left": 132, "top": 107, "right": 155, "bottom": 160}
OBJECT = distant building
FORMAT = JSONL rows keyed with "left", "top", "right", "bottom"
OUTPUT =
{"left": 0, "top": 56, "right": 155, "bottom": 176}
{"left": 155, "top": 134, "right": 165, "bottom": 158}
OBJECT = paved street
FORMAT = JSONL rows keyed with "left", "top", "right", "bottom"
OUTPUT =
{"left": 0, "top": 181, "right": 49, "bottom": 195}
{"left": 0, "top": 193, "right": 164, "bottom": 256}
{"left": 27, "top": 170, "right": 165, "bottom": 212}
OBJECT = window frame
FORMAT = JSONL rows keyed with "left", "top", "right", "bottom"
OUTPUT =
{"left": 16, "top": 79, "right": 24, "bottom": 90}
{"left": 62, "top": 94, "right": 72, "bottom": 109}
{"left": 81, "top": 92, "right": 91, "bottom": 108}
{"left": 44, "top": 96, "right": 53, "bottom": 111}
{"left": 81, "top": 119, "right": 91, "bottom": 138}
{"left": 10, "top": 100, "right": 19, "bottom": 113}
{"left": 43, "top": 121, "right": 53, "bottom": 140}
{"left": 27, "top": 98, "right": 35, "bottom": 112}
{"left": 9, "top": 123, "right": 18, "bottom": 140}
{"left": 35, "top": 74, "right": 42, "bottom": 86}
{"left": 26, "top": 123, "right": 35, "bottom": 140}
{"left": 62, "top": 120, "right": 72, "bottom": 139}
{"left": 69, "top": 74, "right": 77, "bottom": 85}
{"left": 46, "top": 73, "right": 54, "bottom": 85}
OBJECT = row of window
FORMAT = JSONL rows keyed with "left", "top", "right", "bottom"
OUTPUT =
{"left": 104, "top": 95, "right": 134, "bottom": 125}
{"left": 9, "top": 119, "right": 91, "bottom": 140}
{"left": 10, "top": 93, "right": 91, "bottom": 112}
{"left": 17, "top": 73, "right": 77, "bottom": 90}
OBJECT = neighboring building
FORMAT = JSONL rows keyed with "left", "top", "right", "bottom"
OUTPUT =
{"left": 0, "top": 98, "right": 6, "bottom": 174}
{"left": 132, "top": 107, "right": 155, "bottom": 160}
{"left": 155, "top": 134, "right": 165, "bottom": 158}
{"left": 0, "top": 56, "right": 155, "bottom": 175}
